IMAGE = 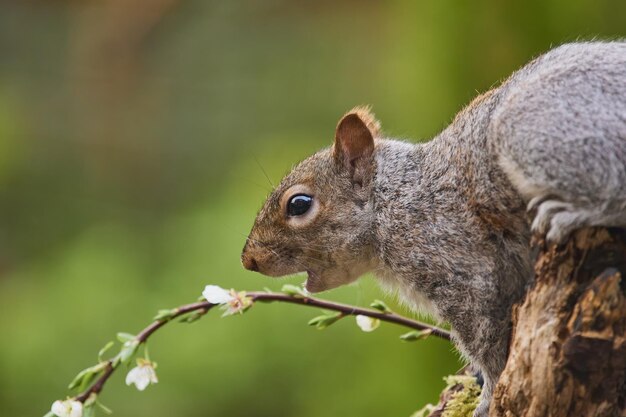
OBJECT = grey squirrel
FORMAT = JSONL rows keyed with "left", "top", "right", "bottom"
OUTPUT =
{"left": 241, "top": 41, "right": 626, "bottom": 416}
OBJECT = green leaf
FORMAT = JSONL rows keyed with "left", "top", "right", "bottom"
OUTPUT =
{"left": 179, "top": 309, "right": 206, "bottom": 323}
{"left": 370, "top": 299, "right": 392, "bottom": 314}
{"left": 116, "top": 332, "right": 136, "bottom": 343}
{"left": 97, "top": 400, "right": 113, "bottom": 415}
{"left": 119, "top": 340, "right": 140, "bottom": 364}
{"left": 98, "top": 341, "right": 114, "bottom": 362}
{"left": 68, "top": 362, "right": 107, "bottom": 390}
{"left": 307, "top": 312, "right": 343, "bottom": 330}
{"left": 281, "top": 284, "right": 308, "bottom": 298}
{"left": 83, "top": 404, "right": 96, "bottom": 417}
{"left": 399, "top": 329, "right": 433, "bottom": 342}
{"left": 154, "top": 308, "right": 178, "bottom": 321}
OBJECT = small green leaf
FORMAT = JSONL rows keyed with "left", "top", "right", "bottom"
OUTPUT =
{"left": 68, "top": 363, "right": 107, "bottom": 390}
{"left": 97, "top": 400, "right": 113, "bottom": 415}
{"left": 399, "top": 329, "right": 433, "bottom": 342}
{"left": 154, "top": 308, "right": 178, "bottom": 321}
{"left": 281, "top": 284, "right": 308, "bottom": 298}
{"left": 83, "top": 404, "right": 96, "bottom": 417}
{"left": 307, "top": 312, "right": 343, "bottom": 330}
{"left": 116, "top": 332, "right": 136, "bottom": 343}
{"left": 179, "top": 309, "right": 207, "bottom": 323}
{"left": 98, "top": 341, "right": 114, "bottom": 362}
{"left": 79, "top": 365, "right": 106, "bottom": 392}
{"left": 119, "top": 340, "right": 140, "bottom": 364}
{"left": 43, "top": 411, "right": 55, "bottom": 417}
{"left": 370, "top": 299, "right": 392, "bottom": 313}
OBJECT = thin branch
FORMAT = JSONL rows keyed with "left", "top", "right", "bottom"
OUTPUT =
{"left": 75, "top": 301, "right": 214, "bottom": 402}
{"left": 247, "top": 292, "right": 451, "bottom": 339}
{"left": 72, "top": 291, "right": 450, "bottom": 404}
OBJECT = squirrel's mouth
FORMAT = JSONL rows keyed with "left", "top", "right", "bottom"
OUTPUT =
{"left": 304, "top": 270, "right": 323, "bottom": 293}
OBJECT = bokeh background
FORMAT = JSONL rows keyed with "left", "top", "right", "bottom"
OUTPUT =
{"left": 1, "top": 1, "right": 625, "bottom": 416}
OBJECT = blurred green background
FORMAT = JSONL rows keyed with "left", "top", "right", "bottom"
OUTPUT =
{"left": 0, "top": 1, "right": 624, "bottom": 416}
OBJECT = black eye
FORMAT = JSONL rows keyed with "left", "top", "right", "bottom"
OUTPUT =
{"left": 287, "top": 194, "right": 313, "bottom": 216}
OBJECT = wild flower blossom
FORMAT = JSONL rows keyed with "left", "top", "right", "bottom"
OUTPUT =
{"left": 202, "top": 285, "right": 234, "bottom": 304}
{"left": 125, "top": 359, "right": 158, "bottom": 391}
{"left": 51, "top": 399, "right": 83, "bottom": 417}
{"left": 355, "top": 315, "right": 380, "bottom": 332}
{"left": 202, "top": 285, "right": 252, "bottom": 316}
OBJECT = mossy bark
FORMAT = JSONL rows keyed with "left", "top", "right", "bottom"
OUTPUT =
{"left": 490, "top": 227, "right": 626, "bottom": 417}
{"left": 414, "top": 369, "right": 480, "bottom": 417}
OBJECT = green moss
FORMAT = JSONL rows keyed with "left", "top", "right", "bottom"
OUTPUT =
{"left": 441, "top": 375, "right": 480, "bottom": 417}
{"left": 412, "top": 374, "right": 481, "bottom": 417}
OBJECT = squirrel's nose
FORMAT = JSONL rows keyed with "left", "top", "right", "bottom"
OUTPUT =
{"left": 242, "top": 255, "right": 259, "bottom": 272}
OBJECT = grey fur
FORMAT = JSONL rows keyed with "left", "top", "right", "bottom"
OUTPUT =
{"left": 243, "top": 41, "right": 626, "bottom": 417}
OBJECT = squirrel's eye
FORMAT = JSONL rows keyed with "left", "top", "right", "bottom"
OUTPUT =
{"left": 287, "top": 194, "right": 313, "bottom": 217}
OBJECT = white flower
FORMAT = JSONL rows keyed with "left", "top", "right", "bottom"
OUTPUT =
{"left": 202, "top": 285, "right": 234, "bottom": 304}
{"left": 202, "top": 285, "right": 252, "bottom": 316}
{"left": 51, "top": 399, "right": 83, "bottom": 417}
{"left": 125, "top": 359, "right": 158, "bottom": 391}
{"left": 355, "top": 315, "right": 380, "bottom": 332}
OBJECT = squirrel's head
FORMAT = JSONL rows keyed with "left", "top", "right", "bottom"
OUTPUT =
{"left": 242, "top": 107, "right": 381, "bottom": 292}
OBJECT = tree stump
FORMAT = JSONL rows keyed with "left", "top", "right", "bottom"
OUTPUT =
{"left": 491, "top": 227, "right": 626, "bottom": 417}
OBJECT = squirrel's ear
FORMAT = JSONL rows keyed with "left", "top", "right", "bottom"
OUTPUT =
{"left": 333, "top": 106, "right": 380, "bottom": 186}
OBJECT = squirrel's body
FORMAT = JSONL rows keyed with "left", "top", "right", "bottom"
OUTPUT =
{"left": 243, "top": 41, "right": 626, "bottom": 416}
{"left": 373, "top": 94, "right": 534, "bottom": 413}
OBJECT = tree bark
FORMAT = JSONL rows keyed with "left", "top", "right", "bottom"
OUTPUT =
{"left": 491, "top": 227, "right": 626, "bottom": 417}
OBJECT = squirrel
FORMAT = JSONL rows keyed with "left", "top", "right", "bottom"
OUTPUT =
{"left": 241, "top": 41, "right": 626, "bottom": 417}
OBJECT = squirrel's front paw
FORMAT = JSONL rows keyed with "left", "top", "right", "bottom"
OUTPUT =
{"left": 529, "top": 198, "right": 587, "bottom": 243}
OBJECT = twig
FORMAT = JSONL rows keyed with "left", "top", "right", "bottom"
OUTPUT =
{"left": 247, "top": 292, "right": 450, "bottom": 339}
{"left": 72, "top": 291, "right": 450, "bottom": 404}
